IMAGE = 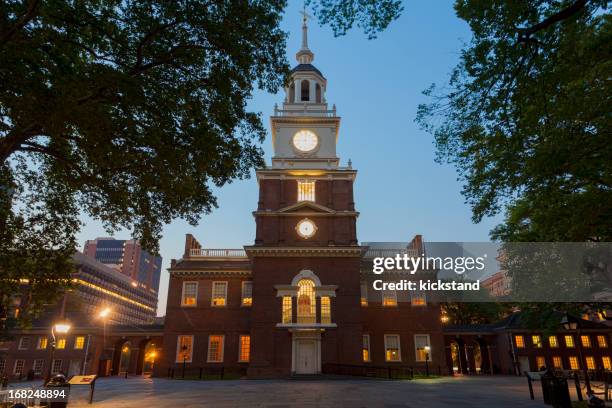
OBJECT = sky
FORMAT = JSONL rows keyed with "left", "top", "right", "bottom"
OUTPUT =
{"left": 76, "top": 1, "right": 504, "bottom": 316}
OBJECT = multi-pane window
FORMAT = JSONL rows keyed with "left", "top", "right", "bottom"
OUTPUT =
{"left": 18, "top": 337, "right": 30, "bottom": 350}
{"left": 586, "top": 356, "right": 596, "bottom": 370}
{"left": 212, "top": 282, "right": 228, "bottom": 307}
{"left": 362, "top": 335, "right": 371, "bottom": 362}
{"left": 411, "top": 293, "right": 427, "bottom": 306}
{"left": 37, "top": 337, "right": 48, "bottom": 350}
{"left": 360, "top": 282, "right": 368, "bottom": 306}
{"left": 549, "top": 336, "right": 558, "bottom": 348}
{"left": 57, "top": 338, "right": 66, "bottom": 349}
{"left": 603, "top": 356, "right": 611, "bottom": 370}
{"left": 297, "top": 280, "right": 316, "bottom": 324}
{"left": 176, "top": 335, "right": 193, "bottom": 363}
{"left": 320, "top": 297, "right": 331, "bottom": 324}
{"left": 598, "top": 335, "right": 608, "bottom": 348}
{"left": 239, "top": 335, "right": 250, "bottom": 362}
{"left": 52, "top": 359, "right": 62, "bottom": 374}
{"left": 282, "top": 297, "right": 293, "bottom": 324}
{"left": 581, "top": 335, "right": 591, "bottom": 348}
{"left": 181, "top": 282, "right": 198, "bottom": 307}
{"left": 382, "top": 290, "right": 397, "bottom": 307}
{"left": 207, "top": 335, "right": 224, "bottom": 362}
{"left": 74, "top": 336, "right": 85, "bottom": 350}
{"left": 565, "top": 335, "right": 575, "bottom": 348}
{"left": 384, "top": 334, "right": 401, "bottom": 362}
{"left": 553, "top": 356, "right": 563, "bottom": 369}
{"left": 415, "top": 334, "right": 431, "bottom": 362}
{"left": 514, "top": 335, "right": 525, "bottom": 348}
{"left": 33, "top": 359, "right": 44, "bottom": 375}
{"left": 532, "top": 335, "right": 542, "bottom": 348}
{"left": 569, "top": 356, "right": 579, "bottom": 370}
{"left": 297, "top": 180, "right": 315, "bottom": 202}
{"left": 0, "top": 360, "right": 5, "bottom": 376}
{"left": 536, "top": 356, "right": 546, "bottom": 369}
{"left": 13, "top": 360, "right": 25, "bottom": 375}
{"left": 241, "top": 281, "right": 253, "bottom": 306}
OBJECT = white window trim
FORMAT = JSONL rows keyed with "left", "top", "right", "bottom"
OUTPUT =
{"left": 410, "top": 292, "right": 427, "bottom": 306}
{"left": 384, "top": 334, "right": 402, "bottom": 362}
{"left": 211, "top": 281, "right": 228, "bottom": 307}
{"left": 207, "top": 335, "right": 225, "bottom": 363}
{"left": 181, "top": 281, "right": 198, "bottom": 307}
{"left": 13, "top": 359, "right": 25, "bottom": 375}
{"left": 18, "top": 337, "right": 29, "bottom": 350}
{"left": 37, "top": 336, "right": 47, "bottom": 350}
{"left": 74, "top": 336, "right": 85, "bottom": 350}
{"left": 360, "top": 282, "right": 368, "bottom": 306}
{"left": 414, "top": 334, "right": 431, "bottom": 362}
{"left": 241, "top": 281, "right": 253, "bottom": 306}
{"left": 51, "top": 359, "right": 62, "bottom": 374}
{"left": 363, "top": 334, "right": 371, "bottom": 362}
{"left": 33, "top": 359, "right": 44, "bottom": 374}
{"left": 175, "top": 335, "right": 194, "bottom": 363}
{"left": 238, "top": 335, "right": 250, "bottom": 362}
{"left": 382, "top": 290, "right": 397, "bottom": 307}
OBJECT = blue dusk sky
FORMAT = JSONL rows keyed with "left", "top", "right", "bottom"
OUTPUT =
{"left": 77, "top": 1, "right": 504, "bottom": 315}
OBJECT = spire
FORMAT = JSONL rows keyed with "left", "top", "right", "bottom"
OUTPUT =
{"left": 296, "top": 8, "right": 314, "bottom": 64}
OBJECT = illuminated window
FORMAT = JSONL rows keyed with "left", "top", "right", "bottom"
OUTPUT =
{"left": 553, "top": 356, "right": 563, "bottom": 369}
{"left": 297, "top": 180, "right": 315, "bottom": 202}
{"left": 37, "top": 337, "right": 48, "bottom": 350}
{"left": 411, "top": 293, "right": 427, "bottom": 306}
{"left": 13, "top": 360, "right": 25, "bottom": 375}
{"left": 549, "top": 336, "right": 558, "bottom": 348}
{"left": 569, "top": 356, "right": 579, "bottom": 370}
{"left": 18, "top": 337, "right": 30, "bottom": 350}
{"left": 57, "top": 338, "right": 66, "bottom": 349}
{"left": 362, "top": 335, "right": 371, "bottom": 362}
{"left": 532, "top": 335, "right": 542, "bottom": 348}
{"left": 241, "top": 281, "right": 253, "bottom": 306}
{"left": 52, "top": 359, "right": 62, "bottom": 374}
{"left": 415, "top": 334, "right": 431, "bottom": 362}
{"left": 514, "top": 335, "right": 525, "bottom": 348}
{"left": 321, "top": 296, "right": 331, "bottom": 324}
{"left": 239, "top": 335, "right": 250, "bottom": 362}
{"left": 581, "top": 335, "right": 591, "bottom": 348}
{"left": 602, "top": 357, "right": 611, "bottom": 370}
{"left": 282, "top": 296, "right": 292, "bottom": 324}
{"left": 382, "top": 290, "right": 397, "bottom": 307}
{"left": 74, "top": 336, "right": 85, "bottom": 350}
{"left": 385, "top": 334, "right": 401, "bottom": 362}
{"left": 211, "top": 282, "right": 228, "bottom": 307}
{"left": 598, "top": 335, "right": 608, "bottom": 348}
{"left": 360, "top": 282, "right": 368, "bottom": 306}
{"left": 586, "top": 356, "right": 595, "bottom": 370}
{"left": 536, "top": 356, "right": 546, "bottom": 369}
{"left": 33, "top": 359, "right": 44, "bottom": 375}
{"left": 297, "top": 279, "right": 316, "bottom": 324}
{"left": 565, "top": 335, "right": 575, "bottom": 348}
{"left": 181, "top": 281, "right": 198, "bottom": 306}
{"left": 175, "top": 335, "right": 193, "bottom": 363}
{"left": 207, "top": 335, "right": 224, "bottom": 362}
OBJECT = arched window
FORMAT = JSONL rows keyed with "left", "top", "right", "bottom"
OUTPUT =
{"left": 315, "top": 83, "right": 322, "bottom": 103}
{"left": 301, "top": 80, "right": 310, "bottom": 101}
{"left": 289, "top": 83, "right": 295, "bottom": 103}
{"left": 297, "top": 279, "right": 315, "bottom": 323}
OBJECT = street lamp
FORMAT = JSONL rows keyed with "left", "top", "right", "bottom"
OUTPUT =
{"left": 424, "top": 346, "right": 431, "bottom": 377}
{"left": 46, "top": 322, "right": 71, "bottom": 383}
{"left": 98, "top": 308, "right": 111, "bottom": 349}
{"left": 561, "top": 313, "right": 592, "bottom": 394}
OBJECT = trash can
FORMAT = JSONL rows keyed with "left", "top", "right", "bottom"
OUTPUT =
{"left": 45, "top": 374, "right": 70, "bottom": 408}
{"left": 540, "top": 369, "right": 555, "bottom": 405}
{"left": 550, "top": 377, "right": 571, "bottom": 408}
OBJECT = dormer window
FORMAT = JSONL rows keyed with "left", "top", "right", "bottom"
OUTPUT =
{"left": 298, "top": 180, "right": 315, "bottom": 202}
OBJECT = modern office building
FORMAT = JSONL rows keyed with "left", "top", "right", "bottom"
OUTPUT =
{"left": 83, "top": 238, "right": 162, "bottom": 292}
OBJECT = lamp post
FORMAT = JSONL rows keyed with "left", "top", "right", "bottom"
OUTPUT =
{"left": 45, "top": 323, "right": 71, "bottom": 384}
{"left": 561, "top": 313, "right": 592, "bottom": 394}
{"left": 181, "top": 345, "right": 188, "bottom": 379}
{"left": 424, "top": 346, "right": 431, "bottom": 377}
{"left": 98, "top": 308, "right": 111, "bottom": 349}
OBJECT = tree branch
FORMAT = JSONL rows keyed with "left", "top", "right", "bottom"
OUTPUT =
{"left": 0, "top": 0, "right": 41, "bottom": 46}
{"left": 517, "top": 0, "right": 589, "bottom": 43}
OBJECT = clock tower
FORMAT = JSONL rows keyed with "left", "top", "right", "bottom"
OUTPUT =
{"left": 245, "top": 15, "right": 364, "bottom": 377}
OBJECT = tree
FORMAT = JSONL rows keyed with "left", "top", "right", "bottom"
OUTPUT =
{"left": 0, "top": 0, "right": 402, "bottom": 331}
{"left": 442, "top": 302, "right": 510, "bottom": 325}
{"left": 416, "top": 0, "right": 612, "bottom": 242}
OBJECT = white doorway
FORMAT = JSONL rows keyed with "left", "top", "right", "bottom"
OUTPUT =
{"left": 291, "top": 330, "right": 321, "bottom": 375}
{"left": 296, "top": 341, "right": 316, "bottom": 374}
{"left": 68, "top": 359, "right": 82, "bottom": 376}
{"left": 519, "top": 356, "right": 530, "bottom": 374}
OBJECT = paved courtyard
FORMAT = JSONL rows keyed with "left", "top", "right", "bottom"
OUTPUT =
{"left": 54, "top": 375, "right": 554, "bottom": 408}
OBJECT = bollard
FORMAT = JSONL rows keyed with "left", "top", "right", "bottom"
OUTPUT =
{"left": 574, "top": 371, "right": 583, "bottom": 401}
{"left": 525, "top": 372, "right": 534, "bottom": 400}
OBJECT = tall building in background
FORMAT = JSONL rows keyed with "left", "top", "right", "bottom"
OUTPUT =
{"left": 83, "top": 238, "right": 162, "bottom": 293}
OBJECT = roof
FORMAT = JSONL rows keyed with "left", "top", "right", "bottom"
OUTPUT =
{"left": 291, "top": 63, "right": 325, "bottom": 79}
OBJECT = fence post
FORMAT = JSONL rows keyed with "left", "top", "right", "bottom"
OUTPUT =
{"left": 199, "top": 367, "right": 203, "bottom": 380}
{"left": 526, "top": 373, "right": 534, "bottom": 400}
{"left": 574, "top": 371, "right": 583, "bottom": 401}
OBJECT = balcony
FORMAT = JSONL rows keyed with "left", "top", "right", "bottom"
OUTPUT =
{"left": 364, "top": 248, "right": 421, "bottom": 258}
{"left": 273, "top": 105, "right": 337, "bottom": 117}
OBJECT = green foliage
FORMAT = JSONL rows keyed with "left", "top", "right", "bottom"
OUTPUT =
{"left": 416, "top": 0, "right": 612, "bottom": 242}
{"left": 442, "top": 302, "right": 510, "bottom": 325}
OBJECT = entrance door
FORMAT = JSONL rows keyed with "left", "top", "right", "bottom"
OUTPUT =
{"left": 519, "top": 356, "right": 530, "bottom": 374}
{"left": 296, "top": 341, "right": 316, "bottom": 374}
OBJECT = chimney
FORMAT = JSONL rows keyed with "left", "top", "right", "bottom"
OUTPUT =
{"left": 408, "top": 234, "right": 424, "bottom": 255}
{"left": 184, "top": 234, "right": 202, "bottom": 258}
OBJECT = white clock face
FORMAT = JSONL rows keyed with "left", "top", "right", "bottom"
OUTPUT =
{"left": 296, "top": 218, "right": 317, "bottom": 239}
{"left": 292, "top": 130, "right": 318, "bottom": 153}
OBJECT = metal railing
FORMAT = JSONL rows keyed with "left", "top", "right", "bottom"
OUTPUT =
{"left": 188, "top": 249, "right": 247, "bottom": 258}
{"left": 322, "top": 363, "right": 441, "bottom": 379}
{"left": 273, "top": 106, "right": 337, "bottom": 117}
{"left": 363, "top": 248, "right": 421, "bottom": 258}
{"left": 168, "top": 366, "right": 247, "bottom": 380}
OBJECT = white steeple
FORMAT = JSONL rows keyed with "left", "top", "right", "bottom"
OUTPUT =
{"left": 296, "top": 9, "right": 314, "bottom": 64}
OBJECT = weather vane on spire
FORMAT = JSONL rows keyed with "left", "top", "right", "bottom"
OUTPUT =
{"left": 296, "top": 3, "right": 314, "bottom": 63}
